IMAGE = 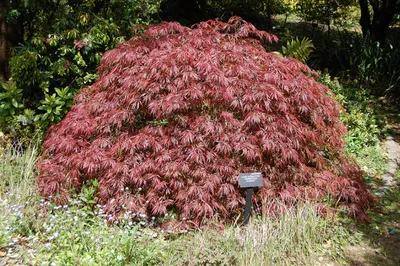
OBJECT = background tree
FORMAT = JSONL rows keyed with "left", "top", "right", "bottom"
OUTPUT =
{"left": 0, "top": 0, "right": 24, "bottom": 80}
{"left": 296, "top": 0, "right": 356, "bottom": 33}
{"left": 0, "top": 0, "right": 161, "bottom": 133}
{"left": 359, "top": 0, "right": 400, "bottom": 46}
{"left": 160, "top": 0, "right": 214, "bottom": 24}
{"left": 161, "top": 0, "right": 290, "bottom": 29}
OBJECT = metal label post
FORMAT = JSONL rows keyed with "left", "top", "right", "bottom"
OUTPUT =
{"left": 239, "top": 172, "right": 263, "bottom": 225}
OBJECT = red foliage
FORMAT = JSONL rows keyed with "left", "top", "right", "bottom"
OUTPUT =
{"left": 37, "top": 17, "right": 374, "bottom": 226}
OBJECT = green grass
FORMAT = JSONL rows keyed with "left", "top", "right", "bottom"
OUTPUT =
{"left": 0, "top": 143, "right": 344, "bottom": 266}
{"left": 230, "top": 202, "right": 330, "bottom": 265}
{"left": 352, "top": 141, "right": 387, "bottom": 178}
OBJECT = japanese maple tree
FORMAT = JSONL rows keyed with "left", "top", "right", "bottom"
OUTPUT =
{"left": 37, "top": 17, "right": 374, "bottom": 227}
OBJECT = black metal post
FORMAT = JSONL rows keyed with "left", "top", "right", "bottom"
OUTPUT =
{"left": 243, "top": 187, "right": 253, "bottom": 225}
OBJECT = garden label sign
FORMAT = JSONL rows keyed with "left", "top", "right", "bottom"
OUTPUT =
{"left": 239, "top": 172, "right": 263, "bottom": 225}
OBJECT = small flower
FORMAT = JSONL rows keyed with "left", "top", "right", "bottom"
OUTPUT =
{"left": 117, "top": 255, "right": 123, "bottom": 261}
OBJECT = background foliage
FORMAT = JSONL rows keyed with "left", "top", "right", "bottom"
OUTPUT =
{"left": 1, "top": 0, "right": 161, "bottom": 136}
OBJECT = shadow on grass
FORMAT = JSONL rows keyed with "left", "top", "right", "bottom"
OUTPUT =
{"left": 346, "top": 188, "right": 400, "bottom": 266}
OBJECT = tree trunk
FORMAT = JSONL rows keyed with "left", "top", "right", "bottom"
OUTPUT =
{"left": 359, "top": 0, "right": 371, "bottom": 37}
{"left": 0, "top": 0, "right": 24, "bottom": 80}
{"left": 359, "top": 0, "right": 398, "bottom": 46}
{"left": 370, "top": 0, "right": 397, "bottom": 46}
{"left": 265, "top": 1, "right": 273, "bottom": 30}
{"left": 0, "top": 0, "right": 10, "bottom": 80}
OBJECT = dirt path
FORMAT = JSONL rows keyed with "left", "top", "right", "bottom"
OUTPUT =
{"left": 382, "top": 109, "right": 400, "bottom": 186}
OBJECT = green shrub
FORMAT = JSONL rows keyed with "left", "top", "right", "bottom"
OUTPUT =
{"left": 346, "top": 39, "right": 400, "bottom": 95}
{"left": 0, "top": 81, "right": 24, "bottom": 123}
{"left": 319, "top": 74, "right": 385, "bottom": 156}
{"left": 2, "top": 0, "right": 161, "bottom": 137}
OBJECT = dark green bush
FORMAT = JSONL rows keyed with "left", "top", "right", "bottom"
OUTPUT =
{"left": 319, "top": 74, "right": 385, "bottom": 155}
{"left": 345, "top": 39, "right": 400, "bottom": 96}
{"left": 1, "top": 0, "right": 161, "bottom": 136}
